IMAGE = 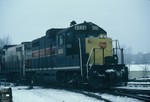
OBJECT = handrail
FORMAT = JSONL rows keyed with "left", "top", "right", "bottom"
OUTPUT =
{"left": 86, "top": 48, "right": 94, "bottom": 78}
{"left": 78, "top": 38, "right": 83, "bottom": 76}
{"left": 113, "top": 40, "right": 124, "bottom": 64}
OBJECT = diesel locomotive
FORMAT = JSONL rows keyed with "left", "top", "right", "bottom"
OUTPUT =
{"left": 0, "top": 21, "right": 128, "bottom": 89}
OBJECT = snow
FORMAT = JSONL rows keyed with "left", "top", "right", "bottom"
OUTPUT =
{"left": 128, "top": 82, "right": 150, "bottom": 85}
{"left": 0, "top": 86, "right": 143, "bottom": 102}
{"left": 127, "top": 64, "right": 150, "bottom": 71}
{"left": 11, "top": 86, "right": 103, "bottom": 102}
{"left": 100, "top": 93, "right": 143, "bottom": 102}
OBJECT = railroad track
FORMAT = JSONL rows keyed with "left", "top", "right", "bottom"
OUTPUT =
{"left": 19, "top": 83, "right": 150, "bottom": 102}
{"left": 107, "top": 91, "right": 150, "bottom": 102}
{"left": 68, "top": 89, "right": 112, "bottom": 102}
{"left": 41, "top": 85, "right": 112, "bottom": 102}
{"left": 128, "top": 82, "right": 150, "bottom": 88}
{"left": 69, "top": 88, "right": 150, "bottom": 102}
{"left": 106, "top": 87, "right": 150, "bottom": 102}
{"left": 112, "top": 87, "right": 150, "bottom": 95}
{"left": 42, "top": 84, "right": 150, "bottom": 102}
{"left": 47, "top": 85, "right": 148, "bottom": 102}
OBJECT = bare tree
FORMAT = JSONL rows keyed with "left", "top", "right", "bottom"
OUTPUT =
{"left": 0, "top": 35, "right": 11, "bottom": 73}
{"left": 121, "top": 45, "right": 133, "bottom": 64}
{"left": 0, "top": 35, "right": 11, "bottom": 50}
{"left": 138, "top": 53, "right": 150, "bottom": 77}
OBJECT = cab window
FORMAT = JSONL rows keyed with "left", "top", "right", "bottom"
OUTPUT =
{"left": 59, "top": 35, "right": 65, "bottom": 46}
{"left": 66, "top": 32, "right": 73, "bottom": 43}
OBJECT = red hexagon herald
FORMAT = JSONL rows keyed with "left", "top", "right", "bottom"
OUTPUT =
{"left": 99, "top": 42, "right": 107, "bottom": 48}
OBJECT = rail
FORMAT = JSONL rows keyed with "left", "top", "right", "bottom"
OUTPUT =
{"left": 86, "top": 48, "right": 103, "bottom": 78}
{"left": 75, "top": 90, "right": 111, "bottom": 102}
{"left": 108, "top": 87, "right": 150, "bottom": 102}
{"left": 64, "top": 88, "right": 111, "bottom": 102}
{"left": 127, "top": 82, "right": 150, "bottom": 87}
{"left": 113, "top": 40, "right": 124, "bottom": 64}
{"left": 78, "top": 38, "right": 83, "bottom": 76}
{"left": 86, "top": 48, "right": 94, "bottom": 78}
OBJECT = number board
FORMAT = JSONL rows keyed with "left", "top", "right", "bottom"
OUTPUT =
{"left": 74, "top": 25, "right": 87, "bottom": 30}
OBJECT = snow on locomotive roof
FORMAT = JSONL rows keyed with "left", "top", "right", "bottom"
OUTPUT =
{"left": 127, "top": 64, "right": 150, "bottom": 71}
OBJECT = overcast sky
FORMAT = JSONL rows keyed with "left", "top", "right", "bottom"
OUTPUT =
{"left": 0, "top": 0, "right": 150, "bottom": 53}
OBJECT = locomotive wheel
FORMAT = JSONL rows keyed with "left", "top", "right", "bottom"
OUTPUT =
{"left": 56, "top": 71, "right": 82, "bottom": 87}
{"left": 71, "top": 73, "right": 82, "bottom": 88}
{"left": 65, "top": 72, "right": 82, "bottom": 88}
{"left": 88, "top": 71, "right": 104, "bottom": 89}
{"left": 56, "top": 72, "right": 66, "bottom": 84}
{"left": 120, "top": 81, "right": 127, "bottom": 86}
{"left": 89, "top": 76, "right": 103, "bottom": 89}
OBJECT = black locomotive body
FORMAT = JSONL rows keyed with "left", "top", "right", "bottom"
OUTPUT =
{"left": 1, "top": 21, "right": 128, "bottom": 89}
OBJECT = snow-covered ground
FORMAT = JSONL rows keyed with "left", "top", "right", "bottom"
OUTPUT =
{"left": 127, "top": 64, "right": 150, "bottom": 71}
{"left": 127, "top": 64, "right": 150, "bottom": 80}
{"left": 1, "top": 86, "right": 143, "bottom": 102}
{"left": 11, "top": 86, "right": 102, "bottom": 102}
{"left": 100, "top": 93, "right": 142, "bottom": 102}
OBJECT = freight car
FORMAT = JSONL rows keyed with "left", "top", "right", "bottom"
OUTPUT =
{"left": 1, "top": 42, "right": 32, "bottom": 81}
{"left": 1, "top": 21, "right": 128, "bottom": 89}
